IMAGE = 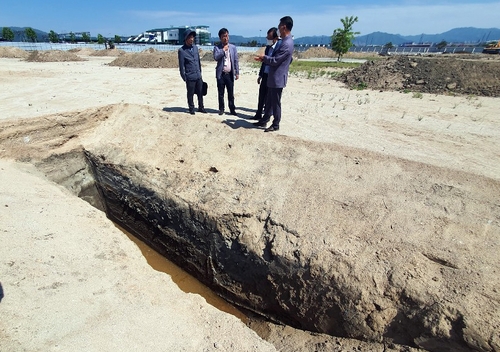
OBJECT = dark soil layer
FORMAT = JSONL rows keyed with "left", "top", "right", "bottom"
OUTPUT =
{"left": 339, "top": 55, "right": 500, "bottom": 97}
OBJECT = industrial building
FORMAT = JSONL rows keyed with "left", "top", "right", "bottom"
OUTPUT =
{"left": 127, "top": 26, "right": 211, "bottom": 45}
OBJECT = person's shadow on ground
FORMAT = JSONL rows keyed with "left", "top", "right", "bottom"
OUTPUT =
{"left": 162, "top": 107, "right": 188, "bottom": 113}
{"left": 223, "top": 118, "right": 262, "bottom": 130}
{"left": 162, "top": 106, "right": 260, "bottom": 127}
{"left": 163, "top": 107, "right": 227, "bottom": 115}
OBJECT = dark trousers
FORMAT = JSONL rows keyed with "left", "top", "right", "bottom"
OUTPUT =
{"left": 217, "top": 72, "right": 235, "bottom": 112}
{"left": 256, "top": 73, "right": 268, "bottom": 118}
{"left": 186, "top": 78, "right": 204, "bottom": 112}
{"left": 261, "top": 87, "right": 283, "bottom": 128}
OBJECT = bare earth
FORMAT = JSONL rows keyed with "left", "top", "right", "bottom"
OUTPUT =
{"left": 0, "top": 47, "right": 499, "bottom": 351}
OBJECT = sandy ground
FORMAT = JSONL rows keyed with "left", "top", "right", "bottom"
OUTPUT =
{"left": 0, "top": 160, "right": 275, "bottom": 351}
{"left": 1, "top": 53, "right": 499, "bottom": 351}
{"left": 1, "top": 55, "right": 498, "bottom": 180}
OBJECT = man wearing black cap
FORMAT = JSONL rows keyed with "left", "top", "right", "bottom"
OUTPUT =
{"left": 178, "top": 29, "right": 206, "bottom": 115}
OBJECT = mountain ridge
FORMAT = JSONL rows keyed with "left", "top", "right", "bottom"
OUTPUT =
{"left": 2, "top": 26, "right": 500, "bottom": 46}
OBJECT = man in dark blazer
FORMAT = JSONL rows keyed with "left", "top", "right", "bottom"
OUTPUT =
{"left": 254, "top": 16, "right": 294, "bottom": 132}
{"left": 253, "top": 27, "right": 280, "bottom": 120}
{"left": 178, "top": 29, "right": 206, "bottom": 115}
{"left": 213, "top": 28, "right": 239, "bottom": 116}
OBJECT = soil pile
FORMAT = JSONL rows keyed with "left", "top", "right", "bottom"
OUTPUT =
{"left": 25, "top": 50, "right": 86, "bottom": 62}
{"left": 107, "top": 49, "right": 259, "bottom": 68}
{"left": 200, "top": 50, "right": 214, "bottom": 62}
{"left": 90, "top": 48, "right": 125, "bottom": 57}
{"left": 108, "top": 51, "right": 178, "bottom": 68}
{"left": 0, "top": 46, "right": 29, "bottom": 58}
{"left": 339, "top": 55, "right": 500, "bottom": 97}
{"left": 68, "top": 47, "right": 96, "bottom": 56}
{"left": 239, "top": 51, "right": 261, "bottom": 63}
{"left": 297, "top": 47, "right": 337, "bottom": 59}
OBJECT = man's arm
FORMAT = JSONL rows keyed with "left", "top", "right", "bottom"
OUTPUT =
{"left": 195, "top": 46, "right": 202, "bottom": 73}
{"left": 262, "top": 40, "right": 292, "bottom": 67}
{"left": 232, "top": 45, "right": 239, "bottom": 78}
{"left": 213, "top": 44, "right": 225, "bottom": 61}
{"left": 178, "top": 49, "right": 186, "bottom": 81}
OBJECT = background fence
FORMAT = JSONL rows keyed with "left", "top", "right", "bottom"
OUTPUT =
{"left": 0, "top": 41, "right": 487, "bottom": 55}
{"left": 0, "top": 42, "right": 260, "bottom": 53}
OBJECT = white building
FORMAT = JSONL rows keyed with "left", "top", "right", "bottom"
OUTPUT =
{"left": 127, "top": 26, "right": 211, "bottom": 45}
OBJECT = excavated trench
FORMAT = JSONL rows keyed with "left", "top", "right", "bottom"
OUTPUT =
{"left": 32, "top": 144, "right": 497, "bottom": 352}
{"left": 39, "top": 150, "right": 250, "bottom": 322}
{"left": 42, "top": 149, "right": 355, "bottom": 339}
{"left": 81, "top": 149, "right": 340, "bottom": 332}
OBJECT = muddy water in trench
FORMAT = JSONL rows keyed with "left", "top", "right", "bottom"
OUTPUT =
{"left": 117, "top": 225, "right": 248, "bottom": 323}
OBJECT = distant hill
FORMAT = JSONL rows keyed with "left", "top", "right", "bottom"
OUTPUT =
{"left": 3, "top": 26, "right": 500, "bottom": 46}
{"left": 351, "top": 32, "right": 409, "bottom": 46}
{"left": 353, "top": 27, "right": 500, "bottom": 46}
{"left": 0, "top": 26, "right": 49, "bottom": 42}
{"left": 214, "top": 27, "right": 500, "bottom": 46}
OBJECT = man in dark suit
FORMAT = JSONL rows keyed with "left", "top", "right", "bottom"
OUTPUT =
{"left": 253, "top": 27, "right": 280, "bottom": 120}
{"left": 213, "top": 28, "right": 240, "bottom": 116}
{"left": 253, "top": 16, "right": 294, "bottom": 132}
{"left": 178, "top": 29, "right": 206, "bottom": 115}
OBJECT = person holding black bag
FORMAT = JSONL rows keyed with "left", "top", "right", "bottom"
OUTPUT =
{"left": 178, "top": 29, "right": 207, "bottom": 115}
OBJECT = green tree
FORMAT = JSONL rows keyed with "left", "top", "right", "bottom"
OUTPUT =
{"left": 114, "top": 35, "right": 121, "bottom": 44}
{"left": 82, "top": 32, "right": 90, "bottom": 43}
{"left": 69, "top": 32, "right": 76, "bottom": 43}
{"left": 97, "top": 34, "right": 105, "bottom": 44}
{"left": 48, "top": 30, "right": 59, "bottom": 43}
{"left": 437, "top": 40, "right": 447, "bottom": 50}
{"left": 25, "top": 27, "right": 37, "bottom": 42}
{"left": 2, "top": 27, "right": 14, "bottom": 41}
{"left": 330, "top": 16, "right": 359, "bottom": 61}
{"left": 379, "top": 41, "right": 394, "bottom": 56}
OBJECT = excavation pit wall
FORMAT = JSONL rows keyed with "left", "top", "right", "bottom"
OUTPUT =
{"left": 4, "top": 104, "right": 498, "bottom": 352}
{"left": 81, "top": 146, "right": 499, "bottom": 352}
{"left": 85, "top": 151, "right": 349, "bottom": 331}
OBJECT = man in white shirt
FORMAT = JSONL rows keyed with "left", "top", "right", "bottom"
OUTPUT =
{"left": 213, "top": 28, "right": 240, "bottom": 116}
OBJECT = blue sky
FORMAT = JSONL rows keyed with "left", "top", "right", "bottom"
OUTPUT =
{"left": 1, "top": 0, "right": 499, "bottom": 38}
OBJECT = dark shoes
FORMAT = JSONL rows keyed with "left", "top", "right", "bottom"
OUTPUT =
{"left": 264, "top": 126, "right": 279, "bottom": 132}
{"left": 218, "top": 110, "right": 224, "bottom": 115}
{"left": 250, "top": 114, "right": 262, "bottom": 120}
{"left": 198, "top": 107, "right": 207, "bottom": 113}
{"left": 189, "top": 109, "right": 195, "bottom": 115}
{"left": 230, "top": 110, "right": 238, "bottom": 116}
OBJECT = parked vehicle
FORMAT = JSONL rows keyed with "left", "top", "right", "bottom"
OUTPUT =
{"left": 482, "top": 40, "right": 500, "bottom": 54}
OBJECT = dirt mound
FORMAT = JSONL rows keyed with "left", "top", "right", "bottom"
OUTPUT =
{"left": 297, "top": 47, "right": 336, "bottom": 59}
{"left": 200, "top": 50, "right": 214, "bottom": 62}
{"left": 68, "top": 47, "right": 96, "bottom": 56}
{"left": 142, "top": 47, "right": 158, "bottom": 53}
{"left": 200, "top": 50, "right": 213, "bottom": 62}
{"left": 108, "top": 51, "right": 179, "bottom": 68}
{"left": 90, "top": 48, "right": 126, "bottom": 57}
{"left": 339, "top": 55, "right": 500, "bottom": 97}
{"left": 199, "top": 49, "right": 259, "bottom": 63}
{"left": 25, "top": 50, "right": 86, "bottom": 62}
{"left": 239, "top": 51, "right": 261, "bottom": 63}
{"left": 0, "top": 46, "right": 29, "bottom": 58}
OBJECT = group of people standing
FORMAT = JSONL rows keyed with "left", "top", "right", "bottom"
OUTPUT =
{"left": 177, "top": 16, "right": 294, "bottom": 132}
